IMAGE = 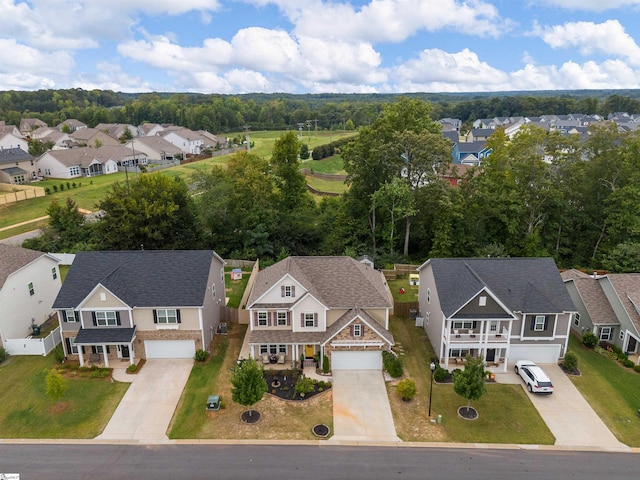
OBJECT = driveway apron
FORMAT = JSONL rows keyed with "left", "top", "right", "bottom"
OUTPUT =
{"left": 98, "top": 359, "right": 193, "bottom": 442}
{"left": 330, "top": 370, "right": 399, "bottom": 442}
{"left": 497, "top": 364, "right": 626, "bottom": 449}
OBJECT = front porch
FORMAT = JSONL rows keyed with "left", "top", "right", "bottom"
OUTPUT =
{"left": 73, "top": 327, "right": 136, "bottom": 368}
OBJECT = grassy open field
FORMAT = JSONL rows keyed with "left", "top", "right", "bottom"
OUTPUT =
{"left": 566, "top": 334, "right": 640, "bottom": 446}
{"left": 301, "top": 154, "right": 346, "bottom": 175}
{"left": 0, "top": 354, "right": 128, "bottom": 438}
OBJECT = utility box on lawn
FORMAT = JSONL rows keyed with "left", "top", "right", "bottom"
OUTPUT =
{"left": 206, "top": 395, "right": 221, "bottom": 411}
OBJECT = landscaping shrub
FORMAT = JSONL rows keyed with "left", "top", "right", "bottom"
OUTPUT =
{"left": 598, "top": 341, "right": 611, "bottom": 350}
{"left": 126, "top": 364, "right": 137, "bottom": 373}
{"left": 59, "top": 183, "right": 65, "bottom": 191}
{"left": 562, "top": 351, "right": 578, "bottom": 372}
{"left": 433, "top": 365, "right": 451, "bottom": 382}
{"left": 294, "top": 376, "right": 314, "bottom": 398}
{"left": 396, "top": 378, "right": 417, "bottom": 401}
{"left": 382, "top": 350, "right": 403, "bottom": 378}
{"left": 322, "top": 354, "right": 330, "bottom": 373}
{"left": 611, "top": 344, "right": 624, "bottom": 356}
{"left": 194, "top": 349, "right": 209, "bottom": 362}
{"left": 582, "top": 331, "right": 598, "bottom": 348}
{"left": 90, "top": 369, "right": 111, "bottom": 379}
{"left": 45, "top": 187, "right": 51, "bottom": 195}
{"left": 52, "top": 185, "right": 58, "bottom": 192}
{"left": 54, "top": 345, "right": 65, "bottom": 364}
{"left": 0, "top": 347, "right": 8, "bottom": 364}
{"left": 622, "top": 358, "right": 635, "bottom": 368}
{"left": 634, "top": 365, "right": 640, "bottom": 373}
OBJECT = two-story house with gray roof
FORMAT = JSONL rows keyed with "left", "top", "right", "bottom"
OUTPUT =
{"left": 0, "top": 147, "right": 37, "bottom": 184}
{"left": 53, "top": 250, "right": 225, "bottom": 366}
{"left": 246, "top": 256, "right": 394, "bottom": 371}
{"left": 418, "top": 258, "right": 576, "bottom": 371}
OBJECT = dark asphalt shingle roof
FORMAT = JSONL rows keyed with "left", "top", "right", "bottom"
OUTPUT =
{"left": 1, "top": 166, "right": 27, "bottom": 175}
{"left": 74, "top": 327, "right": 136, "bottom": 344}
{"left": 425, "top": 258, "right": 576, "bottom": 317}
{"left": 53, "top": 250, "right": 218, "bottom": 309}
{"left": 0, "top": 147, "right": 34, "bottom": 165}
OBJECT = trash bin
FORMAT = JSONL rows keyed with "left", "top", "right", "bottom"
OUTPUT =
{"left": 437, "top": 414, "right": 443, "bottom": 424}
{"left": 409, "top": 309, "right": 417, "bottom": 320}
{"left": 31, "top": 325, "right": 41, "bottom": 336}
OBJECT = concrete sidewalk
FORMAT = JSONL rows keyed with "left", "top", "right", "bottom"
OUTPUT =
{"left": 97, "top": 359, "right": 193, "bottom": 442}
{"left": 329, "top": 370, "right": 399, "bottom": 443}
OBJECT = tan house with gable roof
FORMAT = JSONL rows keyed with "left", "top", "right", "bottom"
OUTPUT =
{"left": 246, "top": 256, "right": 394, "bottom": 370}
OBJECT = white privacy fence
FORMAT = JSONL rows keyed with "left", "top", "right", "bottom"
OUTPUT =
{"left": 3, "top": 326, "right": 61, "bottom": 356}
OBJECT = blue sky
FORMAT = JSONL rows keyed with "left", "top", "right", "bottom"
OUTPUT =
{"left": 2, "top": 0, "right": 640, "bottom": 94}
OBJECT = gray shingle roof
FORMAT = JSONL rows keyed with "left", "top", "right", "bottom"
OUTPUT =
{"left": 0, "top": 244, "right": 44, "bottom": 289}
{"left": 425, "top": 258, "right": 576, "bottom": 317}
{"left": 0, "top": 147, "right": 34, "bottom": 166}
{"left": 53, "top": 250, "right": 219, "bottom": 309}
{"left": 247, "top": 256, "right": 392, "bottom": 309}
{"left": 74, "top": 327, "right": 136, "bottom": 344}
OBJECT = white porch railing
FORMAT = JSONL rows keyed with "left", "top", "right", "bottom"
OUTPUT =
{"left": 3, "top": 326, "right": 62, "bottom": 356}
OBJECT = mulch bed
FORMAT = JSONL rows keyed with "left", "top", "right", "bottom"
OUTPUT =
{"left": 263, "top": 369, "right": 331, "bottom": 401}
{"left": 559, "top": 364, "right": 581, "bottom": 376}
{"left": 458, "top": 406, "right": 478, "bottom": 420}
{"left": 241, "top": 410, "right": 261, "bottom": 423}
{"left": 312, "top": 424, "right": 330, "bottom": 437}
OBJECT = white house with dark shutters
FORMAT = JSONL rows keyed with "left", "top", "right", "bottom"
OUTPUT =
{"left": 245, "top": 256, "right": 394, "bottom": 371}
{"left": 53, "top": 250, "right": 225, "bottom": 366}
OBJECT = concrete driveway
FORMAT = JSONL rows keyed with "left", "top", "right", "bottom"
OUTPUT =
{"left": 98, "top": 359, "right": 193, "bottom": 442}
{"left": 329, "top": 370, "right": 399, "bottom": 443}
{"left": 496, "top": 364, "right": 626, "bottom": 449}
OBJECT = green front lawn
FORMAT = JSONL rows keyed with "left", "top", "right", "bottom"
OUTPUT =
{"left": 0, "top": 354, "right": 128, "bottom": 438}
{"left": 388, "top": 315, "right": 554, "bottom": 444}
{"left": 567, "top": 335, "right": 640, "bottom": 446}
{"left": 224, "top": 268, "right": 251, "bottom": 309}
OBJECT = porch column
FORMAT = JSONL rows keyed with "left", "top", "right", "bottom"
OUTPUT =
{"left": 102, "top": 344, "right": 109, "bottom": 368}
{"left": 129, "top": 342, "right": 135, "bottom": 366}
{"left": 249, "top": 344, "right": 255, "bottom": 360}
{"left": 78, "top": 347, "right": 85, "bottom": 367}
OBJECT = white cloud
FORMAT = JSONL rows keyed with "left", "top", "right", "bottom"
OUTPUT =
{"left": 0, "top": 39, "right": 74, "bottom": 73}
{"left": 536, "top": 0, "right": 640, "bottom": 12}
{"left": 533, "top": 20, "right": 640, "bottom": 66}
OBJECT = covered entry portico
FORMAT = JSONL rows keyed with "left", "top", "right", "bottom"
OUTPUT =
{"left": 74, "top": 327, "right": 136, "bottom": 367}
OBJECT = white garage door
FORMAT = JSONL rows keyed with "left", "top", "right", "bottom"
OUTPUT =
{"left": 331, "top": 350, "right": 382, "bottom": 370}
{"left": 144, "top": 340, "right": 195, "bottom": 359}
{"left": 509, "top": 344, "right": 561, "bottom": 364}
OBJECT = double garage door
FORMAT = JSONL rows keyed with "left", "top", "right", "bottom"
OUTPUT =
{"left": 144, "top": 340, "right": 196, "bottom": 359}
{"left": 331, "top": 350, "right": 382, "bottom": 370}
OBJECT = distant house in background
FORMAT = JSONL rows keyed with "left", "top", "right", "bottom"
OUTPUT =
{"left": 19, "top": 118, "right": 47, "bottom": 136}
{"left": 0, "top": 147, "right": 37, "bottom": 184}
{"left": 159, "top": 127, "right": 204, "bottom": 154}
{"left": 69, "top": 128, "right": 120, "bottom": 148}
{"left": 37, "top": 146, "right": 122, "bottom": 178}
{"left": 562, "top": 269, "right": 640, "bottom": 364}
{"left": 124, "top": 136, "right": 181, "bottom": 165}
{"left": 56, "top": 119, "right": 87, "bottom": 133}
{"left": 94, "top": 123, "right": 138, "bottom": 141}
{"left": 0, "top": 244, "right": 61, "bottom": 355}
{"left": 0, "top": 132, "right": 28, "bottom": 152}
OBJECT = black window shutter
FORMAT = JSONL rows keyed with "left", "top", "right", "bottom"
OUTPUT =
{"left": 106, "top": 346, "right": 111, "bottom": 354}
{"left": 314, "top": 313, "right": 318, "bottom": 327}
{"left": 153, "top": 310, "right": 158, "bottom": 324}
{"left": 92, "top": 311, "right": 97, "bottom": 326}
{"left": 300, "top": 313, "right": 304, "bottom": 327}
{"left": 65, "top": 338, "right": 71, "bottom": 353}
{"left": 253, "top": 311, "right": 258, "bottom": 326}
{"left": 61, "top": 310, "right": 67, "bottom": 322}
{"left": 281, "top": 286, "right": 285, "bottom": 297}
{"left": 530, "top": 318, "right": 535, "bottom": 330}
{"left": 116, "top": 311, "right": 121, "bottom": 325}
{"left": 544, "top": 317, "right": 548, "bottom": 330}
{"left": 291, "top": 286, "right": 295, "bottom": 297}
{"left": 361, "top": 325, "right": 366, "bottom": 336}
{"left": 350, "top": 325, "right": 354, "bottom": 336}
{"left": 176, "top": 310, "right": 181, "bottom": 323}
{"left": 286, "top": 311, "right": 291, "bottom": 326}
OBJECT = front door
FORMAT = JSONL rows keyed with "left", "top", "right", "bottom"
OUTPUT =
{"left": 305, "top": 344, "right": 315, "bottom": 358}
{"left": 121, "top": 344, "right": 130, "bottom": 358}
{"left": 486, "top": 348, "right": 496, "bottom": 362}
{"left": 627, "top": 336, "right": 637, "bottom": 354}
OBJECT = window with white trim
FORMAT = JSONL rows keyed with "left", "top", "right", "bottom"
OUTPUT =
{"left": 353, "top": 324, "right": 362, "bottom": 337}
{"left": 620, "top": 330, "right": 625, "bottom": 340}
{"left": 156, "top": 309, "right": 178, "bottom": 324}
{"left": 51, "top": 267, "right": 58, "bottom": 280}
{"left": 277, "top": 311, "right": 287, "bottom": 326}
{"left": 284, "top": 285, "right": 293, "bottom": 297}
{"left": 304, "top": 313, "right": 315, "bottom": 327}
{"left": 599, "top": 326, "right": 612, "bottom": 341}
{"left": 258, "top": 311, "right": 267, "bottom": 326}
{"left": 69, "top": 166, "right": 80, "bottom": 176}
{"left": 534, "top": 315, "right": 546, "bottom": 331}
{"left": 260, "top": 344, "right": 287, "bottom": 354}
{"left": 574, "top": 313, "right": 580, "bottom": 327}
{"left": 479, "top": 296, "right": 487, "bottom": 307}
{"left": 427, "top": 288, "right": 431, "bottom": 304}
{"left": 489, "top": 321, "right": 498, "bottom": 332}
{"left": 69, "top": 336, "right": 78, "bottom": 354}
{"left": 65, "top": 310, "right": 76, "bottom": 322}
{"left": 28, "top": 282, "right": 35, "bottom": 296}
{"left": 452, "top": 320, "right": 474, "bottom": 330}
{"left": 96, "top": 311, "right": 117, "bottom": 326}
{"left": 450, "top": 349, "right": 469, "bottom": 358}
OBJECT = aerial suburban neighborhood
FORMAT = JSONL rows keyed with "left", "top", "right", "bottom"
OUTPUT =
{"left": 1, "top": 93, "right": 639, "bottom": 467}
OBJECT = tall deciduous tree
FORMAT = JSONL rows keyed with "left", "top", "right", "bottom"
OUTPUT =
{"left": 453, "top": 356, "right": 486, "bottom": 411}
{"left": 96, "top": 173, "right": 203, "bottom": 250}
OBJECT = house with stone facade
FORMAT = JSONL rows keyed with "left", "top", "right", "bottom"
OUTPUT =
{"left": 53, "top": 250, "right": 225, "bottom": 366}
{"left": 245, "top": 256, "right": 394, "bottom": 371}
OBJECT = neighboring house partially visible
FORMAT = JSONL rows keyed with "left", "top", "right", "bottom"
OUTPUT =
{"left": 440, "top": 163, "right": 475, "bottom": 187}
{"left": 19, "top": 118, "right": 47, "bottom": 136}
{"left": 0, "top": 122, "right": 22, "bottom": 138}
{"left": 0, "top": 132, "right": 29, "bottom": 152}
{"left": 246, "top": 256, "right": 394, "bottom": 370}
{"left": 37, "top": 146, "right": 119, "bottom": 178}
{"left": 94, "top": 144, "right": 148, "bottom": 170}
{"left": 457, "top": 141, "right": 492, "bottom": 165}
{"left": 37, "top": 130, "right": 73, "bottom": 150}
{"left": 56, "top": 119, "right": 87, "bottom": 133}
{"left": 197, "top": 130, "right": 227, "bottom": 150}
{"left": 53, "top": 250, "right": 226, "bottom": 366}
{"left": 418, "top": 258, "right": 576, "bottom": 370}
{"left": 159, "top": 127, "right": 204, "bottom": 154}
{"left": 562, "top": 269, "right": 640, "bottom": 363}
{"left": 466, "top": 128, "right": 494, "bottom": 143}
{"left": 124, "top": 136, "right": 181, "bottom": 164}
{"left": 138, "top": 123, "right": 166, "bottom": 137}
{"left": 31, "top": 126, "right": 60, "bottom": 140}
{"left": 0, "top": 147, "right": 37, "bottom": 184}
{"left": 0, "top": 244, "right": 61, "bottom": 353}
{"left": 94, "top": 123, "right": 137, "bottom": 141}
{"left": 69, "top": 128, "right": 120, "bottom": 148}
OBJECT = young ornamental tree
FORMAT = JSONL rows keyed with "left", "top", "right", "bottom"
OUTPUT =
{"left": 453, "top": 356, "right": 486, "bottom": 413}
{"left": 230, "top": 358, "right": 267, "bottom": 417}
{"left": 45, "top": 369, "right": 68, "bottom": 403}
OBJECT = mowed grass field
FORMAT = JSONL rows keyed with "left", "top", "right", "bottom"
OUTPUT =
{"left": 0, "top": 130, "right": 354, "bottom": 238}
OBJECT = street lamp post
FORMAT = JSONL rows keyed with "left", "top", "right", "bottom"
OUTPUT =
{"left": 428, "top": 361, "right": 436, "bottom": 417}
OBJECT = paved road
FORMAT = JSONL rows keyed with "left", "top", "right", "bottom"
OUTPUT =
{"left": 0, "top": 229, "right": 42, "bottom": 246}
{"left": 330, "top": 370, "right": 399, "bottom": 443}
{"left": 0, "top": 444, "right": 636, "bottom": 480}
{"left": 97, "top": 359, "right": 193, "bottom": 441}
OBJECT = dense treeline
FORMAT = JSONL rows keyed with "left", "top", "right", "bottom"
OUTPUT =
{"left": 2, "top": 89, "right": 640, "bottom": 134}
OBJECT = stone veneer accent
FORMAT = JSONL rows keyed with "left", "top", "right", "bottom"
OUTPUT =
{"left": 324, "top": 320, "right": 389, "bottom": 363}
